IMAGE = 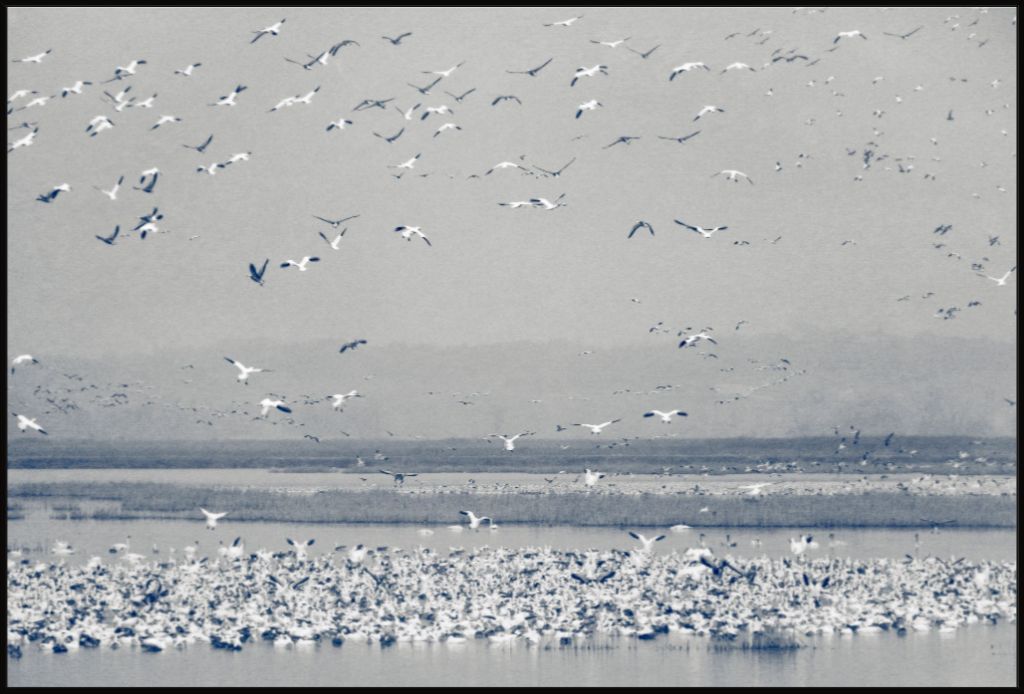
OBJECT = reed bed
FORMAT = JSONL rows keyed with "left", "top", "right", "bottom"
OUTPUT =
{"left": 8, "top": 481, "right": 1016, "bottom": 528}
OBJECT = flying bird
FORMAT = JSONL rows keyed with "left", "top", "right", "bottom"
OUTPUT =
{"left": 252, "top": 19, "right": 286, "bottom": 43}
{"left": 670, "top": 62, "right": 710, "bottom": 79}
{"left": 643, "top": 409, "right": 688, "bottom": 423}
{"left": 394, "top": 226, "right": 432, "bottom": 245}
{"left": 13, "top": 49, "right": 52, "bottom": 64}
{"left": 211, "top": 84, "right": 247, "bottom": 106}
{"left": 574, "top": 420, "right": 621, "bottom": 434}
{"left": 224, "top": 357, "right": 270, "bottom": 384}
{"left": 382, "top": 32, "right": 413, "bottom": 45}
{"left": 834, "top": 30, "right": 868, "bottom": 43}
{"left": 248, "top": 259, "right": 269, "bottom": 285}
{"left": 712, "top": 170, "right": 753, "bottom": 184}
{"left": 544, "top": 16, "right": 583, "bottom": 27}
{"left": 507, "top": 58, "right": 553, "bottom": 76}
{"left": 36, "top": 183, "right": 71, "bottom": 203}
{"left": 488, "top": 432, "right": 533, "bottom": 451}
{"left": 95, "top": 225, "right": 121, "bottom": 245}
{"left": 280, "top": 257, "right": 320, "bottom": 271}
{"left": 571, "top": 65, "right": 608, "bottom": 87}
{"left": 174, "top": 63, "right": 202, "bottom": 76}
{"left": 657, "top": 131, "right": 701, "bottom": 144}
{"left": 13, "top": 413, "right": 47, "bottom": 435}
{"left": 674, "top": 219, "right": 728, "bottom": 237}
{"left": 338, "top": 339, "right": 368, "bottom": 353}
{"left": 10, "top": 354, "right": 39, "bottom": 374}
{"left": 628, "top": 532, "right": 667, "bottom": 552}
{"left": 628, "top": 221, "right": 655, "bottom": 238}
{"left": 200, "top": 508, "right": 228, "bottom": 530}
{"left": 259, "top": 397, "right": 292, "bottom": 417}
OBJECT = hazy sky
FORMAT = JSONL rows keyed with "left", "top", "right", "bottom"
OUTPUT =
{"left": 6, "top": 7, "right": 1017, "bottom": 439}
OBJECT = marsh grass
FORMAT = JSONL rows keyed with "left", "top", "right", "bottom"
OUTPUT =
{"left": 8, "top": 481, "right": 1016, "bottom": 527}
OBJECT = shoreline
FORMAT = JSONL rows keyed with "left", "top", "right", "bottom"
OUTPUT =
{"left": 9, "top": 477, "right": 1017, "bottom": 528}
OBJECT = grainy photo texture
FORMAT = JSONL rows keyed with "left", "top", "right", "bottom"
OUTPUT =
{"left": 6, "top": 6, "right": 1017, "bottom": 688}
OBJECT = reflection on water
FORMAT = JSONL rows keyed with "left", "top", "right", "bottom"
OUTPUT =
{"left": 6, "top": 625, "right": 1016, "bottom": 687}
{"left": 6, "top": 503, "right": 1017, "bottom": 564}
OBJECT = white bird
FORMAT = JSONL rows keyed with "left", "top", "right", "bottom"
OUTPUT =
{"left": 225, "top": 152, "right": 250, "bottom": 165}
{"left": 20, "top": 95, "right": 50, "bottom": 110}
{"left": 489, "top": 432, "right": 533, "bottom": 451}
{"left": 486, "top": 161, "right": 527, "bottom": 175}
{"left": 294, "top": 86, "right": 321, "bottom": 105}
{"left": 280, "top": 256, "right": 321, "bottom": 271}
{"left": 328, "top": 391, "right": 361, "bottom": 410}
{"left": 252, "top": 19, "right": 286, "bottom": 43}
{"left": 721, "top": 62, "right": 755, "bottom": 73}
{"left": 86, "top": 115, "right": 114, "bottom": 137}
{"left": 211, "top": 84, "right": 247, "bottom": 106}
{"left": 694, "top": 105, "right": 724, "bottom": 121}
{"left": 576, "top": 99, "right": 602, "bottom": 118}
{"left": 574, "top": 419, "right": 621, "bottom": 434}
{"left": 583, "top": 469, "right": 606, "bottom": 487}
{"left": 150, "top": 115, "right": 180, "bottom": 130}
{"left": 834, "top": 30, "right": 868, "bottom": 43}
{"left": 259, "top": 397, "right": 292, "bottom": 417}
{"left": 678, "top": 330, "right": 717, "bottom": 348}
{"left": 7, "top": 89, "right": 36, "bottom": 102}
{"left": 977, "top": 267, "right": 1015, "bottom": 286}
{"left": 174, "top": 63, "right": 202, "bottom": 76}
{"left": 713, "top": 169, "right": 754, "bottom": 184}
{"left": 670, "top": 62, "right": 710, "bottom": 80}
{"left": 8, "top": 127, "right": 38, "bottom": 152}
{"left": 286, "top": 538, "right": 315, "bottom": 561}
{"left": 459, "top": 510, "right": 492, "bottom": 530}
{"left": 326, "top": 117, "right": 353, "bottom": 131}
{"left": 643, "top": 409, "right": 688, "bottom": 423}
{"left": 10, "top": 354, "right": 39, "bottom": 374}
{"left": 132, "top": 94, "right": 157, "bottom": 109}
{"left": 738, "top": 482, "right": 773, "bottom": 497}
{"left": 95, "top": 176, "right": 124, "bottom": 200}
{"left": 571, "top": 65, "right": 608, "bottom": 87}
{"left": 628, "top": 531, "right": 666, "bottom": 552}
{"left": 318, "top": 231, "right": 344, "bottom": 249}
{"left": 224, "top": 357, "right": 270, "bottom": 384}
{"left": 789, "top": 534, "right": 819, "bottom": 555}
{"left": 674, "top": 219, "right": 728, "bottom": 237}
{"left": 397, "top": 103, "right": 422, "bottom": 120}
{"left": 110, "top": 59, "right": 147, "bottom": 80}
{"left": 425, "top": 62, "right": 464, "bottom": 78}
{"left": 529, "top": 195, "right": 566, "bottom": 210}
{"left": 51, "top": 541, "right": 75, "bottom": 557}
{"left": 201, "top": 508, "right": 228, "bottom": 530}
{"left": 346, "top": 544, "right": 367, "bottom": 563}
{"left": 393, "top": 153, "right": 421, "bottom": 170}
{"left": 12, "top": 413, "right": 47, "bottom": 435}
{"left": 196, "top": 162, "right": 226, "bottom": 176}
{"left": 427, "top": 121, "right": 462, "bottom": 141}
{"left": 670, "top": 524, "right": 692, "bottom": 533}
{"left": 420, "top": 105, "right": 453, "bottom": 120}
{"left": 591, "top": 37, "right": 630, "bottom": 48}
{"left": 60, "top": 80, "right": 92, "bottom": 97}
{"left": 270, "top": 95, "right": 297, "bottom": 112}
{"left": 13, "top": 49, "right": 52, "bottom": 64}
{"left": 393, "top": 225, "right": 432, "bottom": 246}
{"left": 544, "top": 16, "right": 583, "bottom": 27}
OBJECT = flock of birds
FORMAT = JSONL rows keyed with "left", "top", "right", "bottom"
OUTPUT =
{"left": 6, "top": 520, "right": 1016, "bottom": 655}
{"left": 6, "top": 6, "right": 1017, "bottom": 664}
{"left": 8, "top": 6, "right": 1016, "bottom": 443}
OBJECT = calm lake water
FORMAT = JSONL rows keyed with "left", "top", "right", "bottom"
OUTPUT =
{"left": 7, "top": 503, "right": 1017, "bottom": 563}
{"left": 7, "top": 625, "right": 1016, "bottom": 687}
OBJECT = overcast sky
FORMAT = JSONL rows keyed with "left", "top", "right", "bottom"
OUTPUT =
{"left": 6, "top": 7, "right": 1017, "bottom": 439}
